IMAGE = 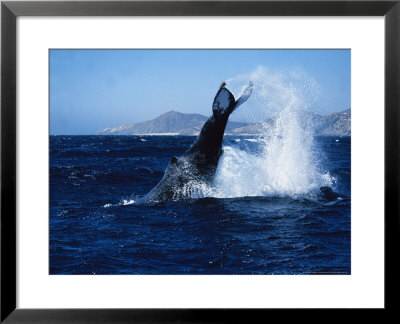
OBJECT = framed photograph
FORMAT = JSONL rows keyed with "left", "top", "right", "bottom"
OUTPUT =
{"left": 1, "top": 0, "right": 399, "bottom": 322}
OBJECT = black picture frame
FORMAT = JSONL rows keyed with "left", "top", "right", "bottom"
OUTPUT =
{"left": 1, "top": 0, "right": 399, "bottom": 322}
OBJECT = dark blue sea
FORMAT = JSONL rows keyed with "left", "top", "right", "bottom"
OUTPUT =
{"left": 50, "top": 135, "right": 351, "bottom": 275}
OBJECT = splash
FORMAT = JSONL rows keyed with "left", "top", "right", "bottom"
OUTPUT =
{"left": 211, "top": 67, "right": 333, "bottom": 198}
{"left": 103, "top": 198, "right": 136, "bottom": 207}
{"left": 225, "top": 66, "right": 319, "bottom": 122}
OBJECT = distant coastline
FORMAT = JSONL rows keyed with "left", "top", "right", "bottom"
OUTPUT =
{"left": 96, "top": 109, "right": 351, "bottom": 137}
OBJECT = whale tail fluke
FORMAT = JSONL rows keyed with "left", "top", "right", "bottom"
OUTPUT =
{"left": 212, "top": 81, "right": 253, "bottom": 118}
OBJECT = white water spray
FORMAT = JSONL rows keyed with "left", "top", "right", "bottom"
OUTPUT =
{"left": 210, "top": 66, "right": 333, "bottom": 198}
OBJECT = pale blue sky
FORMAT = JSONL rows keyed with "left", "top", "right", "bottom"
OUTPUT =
{"left": 50, "top": 49, "right": 350, "bottom": 135}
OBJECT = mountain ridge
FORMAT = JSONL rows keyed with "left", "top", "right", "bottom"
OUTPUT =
{"left": 98, "top": 109, "right": 351, "bottom": 137}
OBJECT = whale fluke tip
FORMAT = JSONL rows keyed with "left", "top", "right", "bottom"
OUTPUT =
{"left": 233, "top": 81, "right": 253, "bottom": 109}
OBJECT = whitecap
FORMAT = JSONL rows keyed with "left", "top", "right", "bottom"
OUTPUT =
{"left": 122, "top": 199, "right": 135, "bottom": 206}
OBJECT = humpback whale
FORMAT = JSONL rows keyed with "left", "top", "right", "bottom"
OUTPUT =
{"left": 143, "top": 81, "right": 253, "bottom": 202}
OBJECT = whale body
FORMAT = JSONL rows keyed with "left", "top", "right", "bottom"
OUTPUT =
{"left": 143, "top": 81, "right": 253, "bottom": 202}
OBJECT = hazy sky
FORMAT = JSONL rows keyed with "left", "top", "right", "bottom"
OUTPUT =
{"left": 50, "top": 49, "right": 350, "bottom": 135}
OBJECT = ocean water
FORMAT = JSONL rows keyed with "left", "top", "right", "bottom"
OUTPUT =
{"left": 50, "top": 134, "right": 351, "bottom": 275}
